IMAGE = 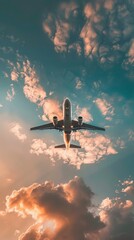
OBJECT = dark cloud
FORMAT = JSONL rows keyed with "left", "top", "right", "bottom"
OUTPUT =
{"left": 6, "top": 177, "right": 105, "bottom": 240}
{"left": 4, "top": 176, "right": 134, "bottom": 240}
{"left": 43, "top": 0, "right": 134, "bottom": 76}
{"left": 19, "top": 228, "right": 38, "bottom": 240}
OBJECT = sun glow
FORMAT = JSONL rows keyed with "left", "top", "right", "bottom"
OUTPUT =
{"left": 39, "top": 220, "right": 56, "bottom": 233}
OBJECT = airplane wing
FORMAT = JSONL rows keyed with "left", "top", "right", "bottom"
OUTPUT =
{"left": 30, "top": 120, "right": 63, "bottom": 131}
{"left": 72, "top": 120, "right": 105, "bottom": 131}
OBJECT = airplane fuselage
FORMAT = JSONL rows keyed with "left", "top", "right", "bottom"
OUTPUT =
{"left": 63, "top": 98, "right": 72, "bottom": 148}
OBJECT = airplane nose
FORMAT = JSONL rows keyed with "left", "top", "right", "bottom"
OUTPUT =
{"left": 65, "top": 98, "right": 70, "bottom": 105}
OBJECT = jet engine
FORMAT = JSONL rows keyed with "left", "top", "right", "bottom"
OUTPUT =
{"left": 78, "top": 116, "right": 83, "bottom": 125}
{"left": 53, "top": 116, "right": 58, "bottom": 126}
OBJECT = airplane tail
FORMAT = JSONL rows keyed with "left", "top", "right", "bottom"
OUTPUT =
{"left": 55, "top": 144, "right": 81, "bottom": 149}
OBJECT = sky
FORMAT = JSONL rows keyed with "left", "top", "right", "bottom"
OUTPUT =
{"left": 0, "top": 0, "right": 134, "bottom": 239}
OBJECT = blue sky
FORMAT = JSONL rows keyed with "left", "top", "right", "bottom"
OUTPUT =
{"left": 0, "top": 1, "right": 134, "bottom": 239}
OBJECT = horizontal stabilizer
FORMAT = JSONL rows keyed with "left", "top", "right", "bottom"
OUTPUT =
{"left": 55, "top": 144, "right": 81, "bottom": 149}
{"left": 55, "top": 144, "right": 66, "bottom": 148}
{"left": 70, "top": 144, "right": 81, "bottom": 148}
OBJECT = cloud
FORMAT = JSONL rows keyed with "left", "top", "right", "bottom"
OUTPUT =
{"left": 121, "top": 179, "right": 134, "bottom": 195}
{"left": 43, "top": 1, "right": 82, "bottom": 53}
{"left": 122, "top": 102, "right": 133, "bottom": 116}
{"left": 104, "top": 0, "right": 114, "bottom": 11}
{"left": 9, "top": 122, "right": 27, "bottom": 142}
{"left": 128, "top": 39, "right": 134, "bottom": 62}
{"left": 98, "top": 177, "right": 134, "bottom": 239}
{"left": 42, "top": 0, "right": 134, "bottom": 74}
{"left": 122, "top": 186, "right": 134, "bottom": 195}
{"left": 75, "top": 78, "right": 83, "bottom": 89}
{"left": 92, "top": 80, "right": 102, "bottom": 90}
{"left": 0, "top": 104, "right": 3, "bottom": 108}
{"left": 30, "top": 130, "right": 117, "bottom": 169}
{"left": 0, "top": 211, "right": 6, "bottom": 216}
{"left": 73, "top": 131, "right": 117, "bottom": 162}
{"left": 11, "top": 70, "right": 19, "bottom": 82}
{"left": 6, "top": 177, "right": 104, "bottom": 240}
{"left": 6, "top": 84, "right": 15, "bottom": 102}
{"left": 114, "top": 138, "right": 125, "bottom": 150}
{"left": 30, "top": 139, "right": 47, "bottom": 155}
{"left": 42, "top": 98, "right": 62, "bottom": 122}
{"left": 8, "top": 58, "right": 47, "bottom": 106}
{"left": 76, "top": 105, "right": 93, "bottom": 122}
{"left": 94, "top": 97, "right": 114, "bottom": 120}
{"left": 22, "top": 60, "right": 46, "bottom": 106}
{"left": 5, "top": 176, "right": 134, "bottom": 240}
{"left": 99, "top": 196, "right": 134, "bottom": 240}
{"left": 128, "top": 129, "right": 134, "bottom": 141}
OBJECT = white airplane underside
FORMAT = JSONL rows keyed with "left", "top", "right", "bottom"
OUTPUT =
{"left": 30, "top": 98, "right": 105, "bottom": 149}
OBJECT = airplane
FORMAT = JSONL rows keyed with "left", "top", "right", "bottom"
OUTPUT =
{"left": 30, "top": 98, "right": 105, "bottom": 149}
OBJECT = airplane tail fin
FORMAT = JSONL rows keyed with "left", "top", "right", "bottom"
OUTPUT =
{"left": 55, "top": 144, "right": 81, "bottom": 149}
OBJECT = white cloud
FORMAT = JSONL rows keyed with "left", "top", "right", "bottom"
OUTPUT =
{"left": 75, "top": 78, "right": 83, "bottom": 89}
{"left": 30, "top": 139, "right": 47, "bottom": 155}
{"left": 115, "top": 138, "right": 125, "bottom": 149}
{"left": 10, "top": 122, "right": 27, "bottom": 142}
{"left": 22, "top": 60, "right": 46, "bottom": 106}
{"left": 94, "top": 97, "right": 114, "bottom": 120}
{"left": 76, "top": 105, "right": 93, "bottom": 122}
{"left": 30, "top": 131, "right": 117, "bottom": 169}
{"left": 0, "top": 211, "right": 6, "bottom": 216}
{"left": 49, "top": 91, "right": 54, "bottom": 96}
{"left": 42, "top": 98, "right": 62, "bottom": 122}
{"left": 8, "top": 59, "right": 47, "bottom": 106}
{"left": 93, "top": 81, "right": 101, "bottom": 90}
{"left": 6, "top": 84, "right": 15, "bottom": 102}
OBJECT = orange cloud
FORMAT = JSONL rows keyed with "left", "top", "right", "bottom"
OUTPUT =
{"left": 121, "top": 179, "right": 134, "bottom": 195}
{"left": 6, "top": 177, "right": 104, "bottom": 240}
{"left": 11, "top": 70, "right": 19, "bottom": 81}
